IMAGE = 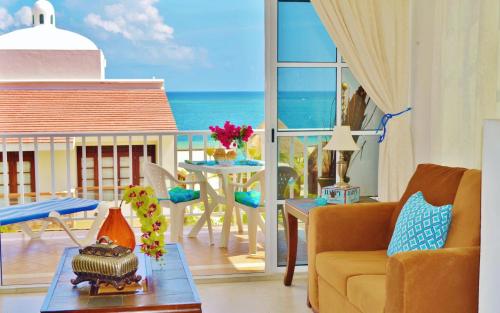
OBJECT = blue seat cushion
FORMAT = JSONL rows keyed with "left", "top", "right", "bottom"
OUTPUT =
{"left": 388, "top": 191, "right": 453, "bottom": 256}
{"left": 167, "top": 187, "right": 200, "bottom": 204}
{"left": 235, "top": 191, "right": 261, "bottom": 208}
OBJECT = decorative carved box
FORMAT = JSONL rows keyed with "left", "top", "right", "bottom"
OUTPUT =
{"left": 321, "top": 185, "right": 360, "bottom": 204}
{"left": 71, "top": 237, "right": 141, "bottom": 290}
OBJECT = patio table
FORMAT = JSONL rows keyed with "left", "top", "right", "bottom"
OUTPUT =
{"left": 178, "top": 161, "right": 264, "bottom": 247}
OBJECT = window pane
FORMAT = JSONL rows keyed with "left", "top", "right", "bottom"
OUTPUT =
{"left": 341, "top": 68, "right": 384, "bottom": 130}
{"left": 17, "top": 161, "right": 30, "bottom": 172}
{"left": 278, "top": 1, "right": 336, "bottom": 62}
{"left": 120, "top": 156, "right": 130, "bottom": 167}
{"left": 84, "top": 158, "right": 94, "bottom": 167}
{"left": 278, "top": 67, "right": 336, "bottom": 130}
{"left": 102, "top": 168, "right": 114, "bottom": 179}
{"left": 120, "top": 167, "right": 129, "bottom": 179}
{"left": 85, "top": 169, "right": 94, "bottom": 179}
{"left": 18, "top": 173, "right": 30, "bottom": 184}
{"left": 345, "top": 135, "right": 379, "bottom": 196}
{"left": 102, "top": 157, "right": 113, "bottom": 167}
{"left": 277, "top": 136, "right": 334, "bottom": 198}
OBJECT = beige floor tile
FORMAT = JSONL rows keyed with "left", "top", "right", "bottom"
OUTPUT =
{"left": 0, "top": 278, "right": 309, "bottom": 313}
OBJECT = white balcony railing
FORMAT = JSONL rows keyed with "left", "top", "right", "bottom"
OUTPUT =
{"left": 0, "top": 130, "right": 265, "bottom": 224}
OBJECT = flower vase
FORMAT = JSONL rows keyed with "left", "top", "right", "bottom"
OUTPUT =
{"left": 97, "top": 207, "right": 136, "bottom": 251}
{"left": 237, "top": 144, "right": 247, "bottom": 161}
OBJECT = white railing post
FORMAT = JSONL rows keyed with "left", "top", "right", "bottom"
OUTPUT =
{"left": 65, "top": 136, "right": 71, "bottom": 197}
{"left": 50, "top": 136, "right": 55, "bottom": 198}
{"left": 173, "top": 135, "right": 178, "bottom": 179}
{"left": 188, "top": 134, "right": 193, "bottom": 161}
{"left": 82, "top": 136, "right": 87, "bottom": 200}
{"left": 159, "top": 135, "right": 163, "bottom": 166}
{"left": 113, "top": 136, "right": 118, "bottom": 206}
{"left": 317, "top": 136, "right": 323, "bottom": 196}
{"left": 128, "top": 136, "right": 133, "bottom": 186}
{"left": 303, "top": 136, "right": 308, "bottom": 198}
{"left": 2, "top": 137, "right": 9, "bottom": 206}
{"left": 143, "top": 135, "right": 147, "bottom": 172}
{"left": 97, "top": 136, "right": 103, "bottom": 201}
{"left": 128, "top": 135, "right": 133, "bottom": 225}
{"left": 18, "top": 138, "right": 24, "bottom": 204}
{"left": 34, "top": 137, "right": 40, "bottom": 202}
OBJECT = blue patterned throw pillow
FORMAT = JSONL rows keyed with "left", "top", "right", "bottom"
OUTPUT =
{"left": 387, "top": 191, "right": 453, "bottom": 256}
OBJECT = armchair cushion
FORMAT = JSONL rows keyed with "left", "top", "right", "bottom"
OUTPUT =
{"left": 165, "top": 187, "right": 200, "bottom": 203}
{"left": 390, "top": 164, "right": 466, "bottom": 234}
{"left": 308, "top": 202, "right": 397, "bottom": 311}
{"left": 388, "top": 191, "right": 452, "bottom": 256}
{"left": 234, "top": 191, "right": 261, "bottom": 208}
{"left": 347, "top": 275, "right": 386, "bottom": 313}
{"left": 316, "top": 250, "right": 388, "bottom": 296}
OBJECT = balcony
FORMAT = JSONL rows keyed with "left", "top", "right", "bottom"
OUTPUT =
{"left": 0, "top": 130, "right": 266, "bottom": 286}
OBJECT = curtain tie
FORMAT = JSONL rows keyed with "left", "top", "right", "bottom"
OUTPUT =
{"left": 376, "top": 107, "right": 412, "bottom": 143}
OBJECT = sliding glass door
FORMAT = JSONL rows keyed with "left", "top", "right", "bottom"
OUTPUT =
{"left": 265, "top": 0, "right": 382, "bottom": 272}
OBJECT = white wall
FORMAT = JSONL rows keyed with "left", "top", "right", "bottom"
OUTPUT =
{"left": 479, "top": 120, "right": 500, "bottom": 313}
{"left": 0, "top": 50, "right": 104, "bottom": 80}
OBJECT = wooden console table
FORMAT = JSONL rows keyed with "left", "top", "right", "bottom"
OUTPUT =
{"left": 41, "top": 243, "right": 202, "bottom": 313}
{"left": 283, "top": 197, "right": 377, "bottom": 286}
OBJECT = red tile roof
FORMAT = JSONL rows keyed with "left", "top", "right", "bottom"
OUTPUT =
{"left": 0, "top": 89, "right": 177, "bottom": 134}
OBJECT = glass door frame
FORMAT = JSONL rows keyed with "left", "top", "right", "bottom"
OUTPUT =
{"left": 264, "top": 0, "right": 379, "bottom": 273}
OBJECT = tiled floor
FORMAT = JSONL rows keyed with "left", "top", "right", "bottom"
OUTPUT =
{"left": 0, "top": 277, "right": 309, "bottom": 313}
{"left": 0, "top": 225, "right": 265, "bottom": 285}
{"left": 0, "top": 278, "right": 311, "bottom": 313}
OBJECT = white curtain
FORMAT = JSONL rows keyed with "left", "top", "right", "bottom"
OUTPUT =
{"left": 311, "top": 0, "right": 414, "bottom": 201}
{"left": 411, "top": 0, "right": 500, "bottom": 169}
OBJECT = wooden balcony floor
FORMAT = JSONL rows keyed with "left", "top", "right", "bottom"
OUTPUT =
{"left": 0, "top": 225, "right": 265, "bottom": 286}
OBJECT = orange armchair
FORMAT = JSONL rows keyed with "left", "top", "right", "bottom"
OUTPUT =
{"left": 308, "top": 164, "right": 481, "bottom": 313}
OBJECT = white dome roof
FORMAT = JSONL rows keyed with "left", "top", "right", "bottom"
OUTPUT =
{"left": 0, "top": 0, "right": 98, "bottom": 51}
{"left": 0, "top": 26, "right": 99, "bottom": 50}
{"left": 32, "top": 0, "right": 55, "bottom": 26}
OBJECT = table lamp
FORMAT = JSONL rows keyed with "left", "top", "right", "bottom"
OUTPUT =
{"left": 323, "top": 125, "right": 359, "bottom": 189}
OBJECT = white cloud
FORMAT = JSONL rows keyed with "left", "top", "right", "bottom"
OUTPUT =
{"left": 0, "top": 7, "right": 14, "bottom": 30}
{"left": 84, "top": 0, "right": 173, "bottom": 42}
{"left": 84, "top": 0, "right": 209, "bottom": 66}
{"left": 0, "top": 6, "right": 31, "bottom": 32}
{"left": 14, "top": 6, "right": 32, "bottom": 27}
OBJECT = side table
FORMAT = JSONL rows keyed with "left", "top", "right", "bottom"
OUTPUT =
{"left": 283, "top": 197, "right": 377, "bottom": 286}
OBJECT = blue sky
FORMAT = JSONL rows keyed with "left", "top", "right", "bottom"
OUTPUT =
{"left": 0, "top": 0, "right": 264, "bottom": 91}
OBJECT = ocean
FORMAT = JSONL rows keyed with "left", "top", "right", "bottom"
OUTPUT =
{"left": 168, "top": 91, "right": 337, "bottom": 132}
{"left": 168, "top": 91, "right": 265, "bottom": 131}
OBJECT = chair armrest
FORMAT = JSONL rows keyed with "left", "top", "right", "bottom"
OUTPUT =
{"left": 308, "top": 201, "right": 397, "bottom": 311}
{"left": 229, "top": 182, "right": 247, "bottom": 189}
{"left": 177, "top": 179, "right": 206, "bottom": 185}
{"left": 386, "top": 247, "right": 480, "bottom": 313}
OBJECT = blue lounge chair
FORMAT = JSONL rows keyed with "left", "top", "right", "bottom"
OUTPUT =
{"left": 0, "top": 198, "right": 109, "bottom": 247}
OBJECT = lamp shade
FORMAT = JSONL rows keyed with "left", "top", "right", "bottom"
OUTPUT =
{"left": 323, "top": 126, "right": 359, "bottom": 151}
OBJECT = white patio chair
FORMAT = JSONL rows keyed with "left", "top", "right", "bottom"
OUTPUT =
{"left": 226, "top": 170, "right": 265, "bottom": 255}
{"left": 144, "top": 162, "right": 213, "bottom": 245}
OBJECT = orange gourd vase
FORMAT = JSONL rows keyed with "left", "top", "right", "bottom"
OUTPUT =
{"left": 97, "top": 207, "right": 136, "bottom": 251}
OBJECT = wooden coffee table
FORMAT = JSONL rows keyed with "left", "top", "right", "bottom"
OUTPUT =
{"left": 41, "top": 243, "right": 202, "bottom": 313}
